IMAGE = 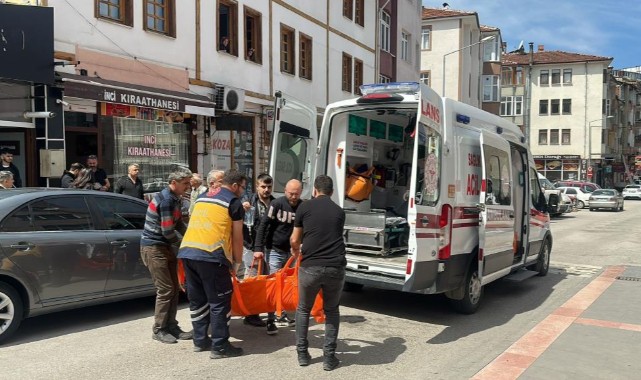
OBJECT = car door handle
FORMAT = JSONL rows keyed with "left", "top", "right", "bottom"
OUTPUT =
{"left": 110, "top": 240, "right": 129, "bottom": 247}
{"left": 10, "top": 242, "right": 35, "bottom": 250}
{"left": 421, "top": 216, "right": 429, "bottom": 226}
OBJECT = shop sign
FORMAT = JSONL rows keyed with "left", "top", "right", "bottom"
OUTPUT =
{"left": 100, "top": 103, "right": 185, "bottom": 122}
{"left": 532, "top": 155, "right": 581, "bottom": 159}
{"left": 125, "top": 134, "right": 171, "bottom": 157}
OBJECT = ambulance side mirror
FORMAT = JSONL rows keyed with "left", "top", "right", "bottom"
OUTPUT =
{"left": 537, "top": 192, "right": 548, "bottom": 213}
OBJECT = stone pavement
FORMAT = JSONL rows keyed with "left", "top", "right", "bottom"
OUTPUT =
{"left": 472, "top": 265, "right": 641, "bottom": 380}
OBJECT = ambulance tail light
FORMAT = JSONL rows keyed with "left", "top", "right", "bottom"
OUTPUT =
{"left": 438, "top": 204, "right": 452, "bottom": 260}
{"left": 406, "top": 258, "right": 413, "bottom": 275}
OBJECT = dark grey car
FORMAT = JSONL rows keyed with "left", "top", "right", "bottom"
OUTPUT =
{"left": 0, "top": 189, "right": 155, "bottom": 343}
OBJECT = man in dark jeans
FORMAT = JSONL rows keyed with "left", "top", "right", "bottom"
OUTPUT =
{"left": 290, "top": 175, "right": 346, "bottom": 371}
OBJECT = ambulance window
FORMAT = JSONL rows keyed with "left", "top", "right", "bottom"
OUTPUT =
{"left": 484, "top": 146, "right": 511, "bottom": 206}
{"left": 273, "top": 133, "right": 307, "bottom": 193}
{"left": 416, "top": 124, "right": 441, "bottom": 206}
{"left": 530, "top": 167, "right": 545, "bottom": 210}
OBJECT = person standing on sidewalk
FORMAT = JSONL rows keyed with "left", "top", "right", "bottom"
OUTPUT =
{"left": 140, "top": 167, "right": 193, "bottom": 344}
{"left": 241, "top": 173, "right": 275, "bottom": 328}
{"left": 178, "top": 169, "right": 247, "bottom": 359}
{"left": 0, "top": 149, "right": 21, "bottom": 188}
{"left": 253, "top": 179, "right": 303, "bottom": 335}
{"left": 113, "top": 164, "right": 144, "bottom": 199}
{"left": 188, "top": 173, "right": 208, "bottom": 214}
{"left": 86, "top": 154, "right": 110, "bottom": 191}
{"left": 290, "top": 175, "right": 346, "bottom": 371}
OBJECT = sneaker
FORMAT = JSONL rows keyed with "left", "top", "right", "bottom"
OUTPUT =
{"left": 266, "top": 321, "right": 278, "bottom": 335}
{"left": 193, "top": 339, "right": 212, "bottom": 352}
{"left": 243, "top": 315, "right": 267, "bottom": 327}
{"left": 323, "top": 354, "right": 340, "bottom": 371}
{"left": 276, "top": 314, "right": 295, "bottom": 327}
{"left": 297, "top": 350, "right": 312, "bottom": 367}
{"left": 168, "top": 325, "right": 193, "bottom": 340}
{"left": 210, "top": 343, "right": 243, "bottom": 359}
{"left": 152, "top": 329, "right": 178, "bottom": 344}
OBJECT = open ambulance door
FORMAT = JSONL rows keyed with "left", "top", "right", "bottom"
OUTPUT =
{"left": 403, "top": 83, "right": 443, "bottom": 292}
{"left": 479, "top": 131, "right": 515, "bottom": 285}
{"left": 269, "top": 91, "right": 318, "bottom": 200}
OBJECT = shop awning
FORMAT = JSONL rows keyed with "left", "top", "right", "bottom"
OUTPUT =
{"left": 58, "top": 72, "right": 216, "bottom": 116}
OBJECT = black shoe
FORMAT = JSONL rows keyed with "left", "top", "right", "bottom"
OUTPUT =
{"left": 152, "top": 329, "right": 178, "bottom": 344}
{"left": 323, "top": 355, "right": 340, "bottom": 371}
{"left": 193, "top": 339, "right": 212, "bottom": 352}
{"left": 276, "top": 314, "right": 295, "bottom": 327}
{"left": 244, "top": 315, "right": 267, "bottom": 327}
{"left": 210, "top": 343, "right": 243, "bottom": 359}
{"left": 297, "top": 350, "right": 312, "bottom": 367}
{"left": 266, "top": 321, "right": 278, "bottom": 335}
{"left": 168, "top": 326, "right": 193, "bottom": 340}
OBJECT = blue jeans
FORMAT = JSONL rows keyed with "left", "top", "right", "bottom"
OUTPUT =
{"left": 266, "top": 249, "right": 290, "bottom": 275}
{"left": 295, "top": 266, "right": 345, "bottom": 356}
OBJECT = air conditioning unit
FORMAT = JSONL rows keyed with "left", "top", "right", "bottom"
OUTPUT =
{"left": 214, "top": 85, "right": 245, "bottom": 114}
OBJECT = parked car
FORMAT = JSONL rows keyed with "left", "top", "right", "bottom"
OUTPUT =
{"left": 554, "top": 180, "right": 601, "bottom": 193}
{"left": 0, "top": 189, "right": 154, "bottom": 344}
{"left": 537, "top": 173, "right": 568, "bottom": 216}
{"left": 560, "top": 193, "right": 574, "bottom": 214}
{"left": 557, "top": 186, "right": 591, "bottom": 209}
{"left": 622, "top": 184, "right": 641, "bottom": 200}
{"left": 588, "top": 189, "right": 624, "bottom": 212}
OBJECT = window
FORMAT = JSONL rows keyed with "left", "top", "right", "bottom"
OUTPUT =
{"left": 501, "top": 67, "right": 513, "bottom": 85}
{"left": 280, "top": 24, "right": 295, "bottom": 74}
{"left": 539, "top": 100, "right": 549, "bottom": 115}
{"left": 550, "top": 129, "right": 559, "bottom": 145}
{"left": 562, "top": 129, "right": 571, "bottom": 145}
{"left": 380, "top": 11, "right": 390, "bottom": 52}
{"left": 421, "top": 26, "right": 431, "bottom": 50}
{"left": 483, "top": 37, "right": 499, "bottom": 61}
{"left": 551, "top": 99, "right": 560, "bottom": 115}
{"left": 551, "top": 69, "right": 561, "bottom": 85}
{"left": 540, "top": 69, "right": 549, "bottom": 85}
{"left": 515, "top": 67, "right": 524, "bottom": 85}
{"left": 299, "top": 33, "right": 312, "bottom": 80}
{"left": 143, "top": 0, "right": 175, "bottom": 37}
{"left": 562, "top": 99, "right": 572, "bottom": 114}
{"left": 539, "top": 129, "right": 548, "bottom": 145}
{"left": 244, "top": 7, "right": 262, "bottom": 63}
{"left": 95, "top": 0, "right": 133, "bottom": 26}
{"left": 342, "top": 53, "right": 352, "bottom": 92}
{"left": 218, "top": 1, "right": 238, "bottom": 55}
{"left": 483, "top": 145, "right": 511, "bottom": 206}
{"left": 354, "top": 0, "right": 364, "bottom": 26}
{"left": 401, "top": 32, "right": 409, "bottom": 61}
{"left": 31, "top": 197, "right": 93, "bottom": 231}
{"left": 500, "top": 96, "right": 523, "bottom": 116}
{"left": 343, "top": 0, "right": 353, "bottom": 19}
{"left": 379, "top": 74, "right": 390, "bottom": 83}
{"left": 95, "top": 197, "right": 147, "bottom": 230}
{"left": 0, "top": 205, "right": 32, "bottom": 232}
{"left": 482, "top": 75, "right": 499, "bottom": 102}
{"left": 563, "top": 68, "right": 572, "bottom": 84}
{"left": 604, "top": 99, "right": 611, "bottom": 116}
{"left": 420, "top": 71, "right": 430, "bottom": 86}
{"left": 354, "top": 59, "right": 363, "bottom": 95}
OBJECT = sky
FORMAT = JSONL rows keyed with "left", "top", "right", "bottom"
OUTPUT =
{"left": 422, "top": 0, "right": 640, "bottom": 69}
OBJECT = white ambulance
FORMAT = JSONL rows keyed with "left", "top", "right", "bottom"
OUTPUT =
{"left": 269, "top": 82, "right": 552, "bottom": 313}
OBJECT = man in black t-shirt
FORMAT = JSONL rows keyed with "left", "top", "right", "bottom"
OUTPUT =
{"left": 290, "top": 175, "right": 346, "bottom": 371}
{"left": 87, "top": 154, "right": 110, "bottom": 191}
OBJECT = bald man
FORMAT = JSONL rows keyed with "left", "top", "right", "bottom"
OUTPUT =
{"left": 253, "top": 179, "right": 303, "bottom": 334}
{"left": 114, "top": 164, "right": 144, "bottom": 199}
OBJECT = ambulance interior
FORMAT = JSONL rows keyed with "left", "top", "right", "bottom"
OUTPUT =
{"left": 327, "top": 106, "right": 421, "bottom": 259}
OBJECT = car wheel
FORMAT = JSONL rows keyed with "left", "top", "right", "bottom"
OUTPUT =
{"left": 577, "top": 200, "right": 585, "bottom": 209}
{"left": 0, "top": 282, "right": 24, "bottom": 344}
{"left": 448, "top": 264, "right": 483, "bottom": 314}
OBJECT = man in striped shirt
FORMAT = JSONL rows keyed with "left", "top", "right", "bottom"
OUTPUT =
{"left": 141, "top": 166, "right": 193, "bottom": 344}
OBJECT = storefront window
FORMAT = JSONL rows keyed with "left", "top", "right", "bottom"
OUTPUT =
{"left": 233, "top": 130, "right": 254, "bottom": 193}
{"left": 534, "top": 156, "right": 580, "bottom": 182}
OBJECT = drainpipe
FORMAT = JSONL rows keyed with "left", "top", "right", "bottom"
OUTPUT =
{"left": 524, "top": 42, "right": 533, "bottom": 148}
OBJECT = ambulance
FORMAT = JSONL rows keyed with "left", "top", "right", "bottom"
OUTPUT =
{"left": 269, "top": 82, "right": 552, "bottom": 313}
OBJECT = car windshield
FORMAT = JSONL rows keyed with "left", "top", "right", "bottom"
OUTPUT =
{"left": 592, "top": 190, "right": 615, "bottom": 196}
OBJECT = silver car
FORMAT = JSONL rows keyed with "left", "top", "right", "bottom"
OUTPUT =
{"left": 0, "top": 189, "right": 155, "bottom": 344}
{"left": 588, "top": 189, "right": 624, "bottom": 212}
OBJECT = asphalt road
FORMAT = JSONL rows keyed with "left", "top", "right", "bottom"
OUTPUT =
{"left": 3, "top": 201, "right": 640, "bottom": 379}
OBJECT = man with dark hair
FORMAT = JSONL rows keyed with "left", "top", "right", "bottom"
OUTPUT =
{"left": 86, "top": 154, "right": 110, "bottom": 191}
{"left": 114, "top": 164, "right": 144, "bottom": 199}
{"left": 61, "top": 163, "right": 84, "bottom": 188}
{"left": 178, "top": 169, "right": 247, "bottom": 359}
{"left": 1, "top": 149, "right": 21, "bottom": 187}
{"left": 240, "top": 173, "right": 275, "bottom": 327}
{"left": 140, "top": 166, "right": 193, "bottom": 344}
{"left": 290, "top": 175, "right": 346, "bottom": 371}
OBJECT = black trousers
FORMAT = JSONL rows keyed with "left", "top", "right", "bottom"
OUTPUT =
{"left": 182, "top": 259, "right": 233, "bottom": 349}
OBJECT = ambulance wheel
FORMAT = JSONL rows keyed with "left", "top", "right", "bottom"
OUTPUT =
{"left": 343, "top": 282, "right": 364, "bottom": 292}
{"left": 531, "top": 239, "right": 551, "bottom": 276}
{"left": 448, "top": 265, "right": 483, "bottom": 314}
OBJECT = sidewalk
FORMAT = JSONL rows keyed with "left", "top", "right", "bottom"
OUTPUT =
{"left": 473, "top": 265, "right": 641, "bottom": 380}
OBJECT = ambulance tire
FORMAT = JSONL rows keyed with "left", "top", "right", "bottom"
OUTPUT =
{"left": 530, "top": 239, "right": 551, "bottom": 276}
{"left": 343, "top": 282, "right": 364, "bottom": 292}
{"left": 448, "top": 265, "right": 483, "bottom": 314}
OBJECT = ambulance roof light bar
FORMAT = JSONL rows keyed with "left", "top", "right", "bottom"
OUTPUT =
{"left": 359, "top": 82, "right": 421, "bottom": 97}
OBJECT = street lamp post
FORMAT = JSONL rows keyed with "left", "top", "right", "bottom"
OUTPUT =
{"left": 442, "top": 35, "right": 495, "bottom": 97}
{"left": 588, "top": 115, "right": 614, "bottom": 180}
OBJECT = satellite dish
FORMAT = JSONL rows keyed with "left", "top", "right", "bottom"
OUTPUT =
{"left": 517, "top": 40, "right": 524, "bottom": 50}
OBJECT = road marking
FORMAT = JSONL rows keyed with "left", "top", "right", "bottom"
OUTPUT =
{"left": 548, "top": 261, "right": 602, "bottom": 278}
{"left": 472, "top": 265, "right": 625, "bottom": 380}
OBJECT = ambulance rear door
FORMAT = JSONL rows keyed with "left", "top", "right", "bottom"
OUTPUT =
{"left": 478, "top": 131, "right": 515, "bottom": 284}
{"left": 269, "top": 91, "right": 318, "bottom": 200}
